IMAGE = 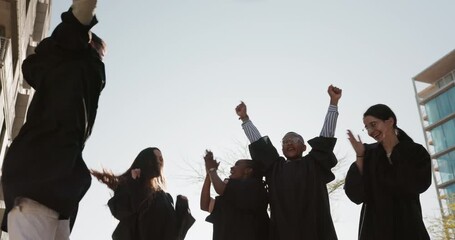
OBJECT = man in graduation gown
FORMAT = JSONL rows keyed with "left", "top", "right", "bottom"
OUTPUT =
{"left": 235, "top": 85, "right": 341, "bottom": 240}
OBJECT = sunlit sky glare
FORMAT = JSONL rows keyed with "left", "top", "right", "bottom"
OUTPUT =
{"left": 48, "top": 1, "right": 455, "bottom": 239}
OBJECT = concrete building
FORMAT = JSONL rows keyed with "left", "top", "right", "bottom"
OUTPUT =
{"left": 413, "top": 49, "right": 455, "bottom": 238}
{"left": 0, "top": 0, "right": 52, "bottom": 238}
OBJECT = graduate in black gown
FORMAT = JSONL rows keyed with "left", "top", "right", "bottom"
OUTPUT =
{"left": 235, "top": 85, "right": 342, "bottom": 240}
{"left": 200, "top": 150, "right": 269, "bottom": 240}
{"left": 345, "top": 104, "right": 431, "bottom": 240}
{"left": 92, "top": 147, "right": 194, "bottom": 240}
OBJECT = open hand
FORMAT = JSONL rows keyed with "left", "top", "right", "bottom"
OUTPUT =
{"left": 347, "top": 130, "right": 365, "bottom": 173}
{"left": 204, "top": 150, "right": 220, "bottom": 171}
{"left": 347, "top": 130, "right": 365, "bottom": 155}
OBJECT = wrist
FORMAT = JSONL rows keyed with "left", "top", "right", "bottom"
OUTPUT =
{"left": 207, "top": 167, "right": 217, "bottom": 173}
{"left": 239, "top": 115, "right": 249, "bottom": 122}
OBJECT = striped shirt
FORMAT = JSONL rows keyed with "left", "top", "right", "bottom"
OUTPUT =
{"left": 241, "top": 105, "right": 339, "bottom": 143}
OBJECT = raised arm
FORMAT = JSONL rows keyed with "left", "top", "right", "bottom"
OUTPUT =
{"left": 320, "top": 85, "right": 342, "bottom": 137}
{"left": 235, "top": 101, "right": 262, "bottom": 143}
{"left": 72, "top": 0, "right": 97, "bottom": 25}
{"left": 204, "top": 150, "right": 226, "bottom": 195}
{"left": 200, "top": 173, "right": 215, "bottom": 212}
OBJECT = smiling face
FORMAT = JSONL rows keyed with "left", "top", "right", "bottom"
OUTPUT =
{"left": 281, "top": 132, "right": 306, "bottom": 160}
{"left": 363, "top": 115, "right": 395, "bottom": 143}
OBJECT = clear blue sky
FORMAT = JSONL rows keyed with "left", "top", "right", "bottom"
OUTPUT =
{"left": 50, "top": 1, "right": 455, "bottom": 239}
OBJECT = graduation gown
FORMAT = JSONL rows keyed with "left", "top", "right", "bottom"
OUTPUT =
{"left": 108, "top": 180, "right": 179, "bottom": 240}
{"left": 344, "top": 141, "right": 431, "bottom": 240}
{"left": 1, "top": 9, "right": 105, "bottom": 231}
{"left": 249, "top": 136, "right": 338, "bottom": 240}
{"left": 206, "top": 178, "right": 269, "bottom": 240}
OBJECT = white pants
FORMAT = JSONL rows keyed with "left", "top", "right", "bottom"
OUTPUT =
{"left": 7, "top": 198, "right": 70, "bottom": 240}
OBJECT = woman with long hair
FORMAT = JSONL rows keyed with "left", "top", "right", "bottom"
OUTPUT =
{"left": 345, "top": 104, "right": 431, "bottom": 240}
{"left": 92, "top": 147, "right": 194, "bottom": 240}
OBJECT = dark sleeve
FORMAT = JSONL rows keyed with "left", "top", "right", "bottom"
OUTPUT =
{"left": 107, "top": 180, "right": 145, "bottom": 220}
{"left": 22, "top": 8, "right": 98, "bottom": 89}
{"left": 344, "top": 162, "right": 365, "bottom": 204}
{"left": 51, "top": 8, "right": 98, "bottom": 51}
{"left": 385, "top": 143, "right": 432, "bottom": 196}
{"left": 307, "top": 137, "right": 338, "bottom": 183}
{"left": 249, "top": 136, "right": 280, "bottom": 174}
{"left": 175, "top": 195, "right": 196, "bottom": 240}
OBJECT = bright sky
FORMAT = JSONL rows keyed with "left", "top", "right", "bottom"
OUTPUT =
{"left": 49, "top": 1, "right": 455, "bottom": 239}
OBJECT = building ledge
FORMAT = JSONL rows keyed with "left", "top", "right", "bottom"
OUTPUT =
{"left": 414, "top": 49, "right": 455, "bottom": 84}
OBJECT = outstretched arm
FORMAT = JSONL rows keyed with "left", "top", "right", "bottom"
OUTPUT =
{"left": 204, "top": 151, "right": 226, "bottom": 195}
{"left": 320, "top": 85, "right": 342, "bottom": 137}
{"left": 200, "top": 174, "right": 215, "bottom": 212}
{"left": 235, "top": 101, "right": 262, "bottom": 143}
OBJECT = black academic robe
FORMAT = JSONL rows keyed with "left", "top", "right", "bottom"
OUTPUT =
{"left": 108, "top": 180, "right": 179, "bottom": 240}
{"left": 249, "top": 136, "right": 338, "bottom": 240}
{"left": 1, "top": 9, "right": 105, "bottom": 231}
{"left": 206, "top": 178, "right": 269, "bottom": 240}
{"left": 344, "top": 141, "right": 431, "bottom": 240}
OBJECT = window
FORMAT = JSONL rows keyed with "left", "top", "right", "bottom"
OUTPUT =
{"left": 438, "top": 71, "right": 454, "bottom": 88}
{"left": 437, "top": 150, "right": 455, "bottom": 184}
{"left": 425, "top": 87, "right": 455, "bottom": 124}
{"left": 431, "top": 118, "right": 455, "bottom": 153}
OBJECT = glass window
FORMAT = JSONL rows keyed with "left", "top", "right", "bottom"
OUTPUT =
{"left": 431, "top": 119, "right": 455, "bottom": 153}
{"left": 438, "top": 73, "right": 454, "bottom": 88}
{"left": 437, "top": 150, "right": 455, "bottom": 183}
{"left": 425, "top": 87, "right": 455, "bottom": 124}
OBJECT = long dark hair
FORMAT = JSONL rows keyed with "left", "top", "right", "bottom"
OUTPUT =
{"left": 92, "top": 147, "right": 166, "bottom": 191}
{"left": 363, "top": 104, "right": 413, "bottom": 142}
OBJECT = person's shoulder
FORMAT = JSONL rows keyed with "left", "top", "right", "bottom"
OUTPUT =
{"left": 396, "top": 141, "right": 427, "bottom": 153}
{"left": 158, "top": 191, "right": 172, "bottom": 199}
{"left": 165, "top": 191, "right": 174, "bottom": 202}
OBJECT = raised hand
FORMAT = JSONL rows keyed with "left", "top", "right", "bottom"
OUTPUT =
{"left": 328, "top": 85, "right": 342, "bottom": 106}
{"left": 204, "top": 150, "right": 220, "bottom": 172}
{"left": 235, "top": 101, "right": 249, "bottom": 121}
{"left": 347, "top": 130, "right": 365, "bottom": 174}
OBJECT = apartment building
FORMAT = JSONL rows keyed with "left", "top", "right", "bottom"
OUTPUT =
{"left": 413, "top": 49, "right": 455, "bottom": 238}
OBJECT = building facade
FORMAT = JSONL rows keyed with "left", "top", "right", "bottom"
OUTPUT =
{"left": 413, "top": 49, "right": 455, "bottom": 238}
{"left": 0, "top": 0, "right": 52, "bottom": 238}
